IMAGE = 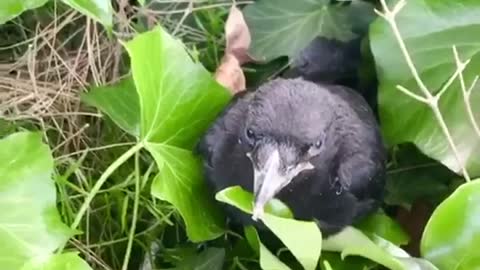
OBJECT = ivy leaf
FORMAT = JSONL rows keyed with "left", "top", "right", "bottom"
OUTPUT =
{"left": 244, "top": 226, "right": 291, "bottom": 270}
{"left": 319, "top": 252, "right": 374, "bottom": 270}
{"left": 373, "top": 235, "right": 438, "bottom": 270}
{"left": 323, "top": 227, "right": 436, "bottom": 270}
{"left": 81, "top": 77, "right": 140, "bottom": 137}
{"left": 421, "top": 179, "right": 480, "bottom": 269}
{"left": 122, "top": 26, "right": 231, "bottom": 242}
{"left": 215, "top": 186, "right": 293, "bottom": 218}
{"left": 22, "top": 253, "right": 92, "bottom": 270}
{"left": 149, "top": 146, "right": 225, "bottom": 242}
{"left": 243, "top": 0, "right": 375, "bottom": 61}
{"left": 61, "top": 0, "right": 113, "bottom": 30}
{"left": 168, "top": 247, "right": 225, "bottom": 270}
{"left": 216, "top": 186, "right": 322, "bottom": 270}
{"left": 356, "top": 211, "right": 410, "bottom": 246}
{"left": 385, "top": 144, "right": 459, "bottom": 209}
{"left": 0, "top": 132, "right": 89, "bottom": 270}
{"left": 0, "top": 0, "right": 48, "bottom": 24}
{"left": 370, "top": 0, "right": 480, "bottom": 176}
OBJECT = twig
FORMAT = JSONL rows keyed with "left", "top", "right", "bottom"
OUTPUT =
{"left": 375, "top": 0, "right": 472, "bottom": 181}
{"left": 172, "top": 0, "right": 194, "bottom": 35}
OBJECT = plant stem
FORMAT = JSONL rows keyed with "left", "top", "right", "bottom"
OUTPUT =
{"left": 376, "top": 0, "right": 433, "bottom": 100}
{"left": 122, "top": 151, "right": 142, "bottom": 270}
{"left": 430, "top": 104, "right": 471, "bottom": 181}
{"left": 453, "top": 46, "right": 480, "bottom": 140}
{"left": 71, "top": 142, "right": 144, "bottom": 230}
{"left": 464, "top": 82, "right": 480, "bottom": 139}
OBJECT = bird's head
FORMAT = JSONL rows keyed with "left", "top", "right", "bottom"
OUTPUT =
{"left": 241, "top": 78, "right": 339, "bottom": 220}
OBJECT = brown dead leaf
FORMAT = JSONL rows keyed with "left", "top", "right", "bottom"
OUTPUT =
{"left": 224, "top": 4, "right": 253, "bottom": 64}
{"left": 214, "top": 5, "right": 255, "bottom": 94}
{"left": 215, "top": 54, "right": 246, "bottom": 94}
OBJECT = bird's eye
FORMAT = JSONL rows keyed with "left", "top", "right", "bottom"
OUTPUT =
{"left": 314, "top": 140, "right": 323, "bottom": 148}
{"left": 246, "top": 129, "right": 255, "bottom": 140}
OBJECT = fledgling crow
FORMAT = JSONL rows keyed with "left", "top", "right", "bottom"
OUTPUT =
{"left": 197, "top": 77, "right": 386, "bottom": 235}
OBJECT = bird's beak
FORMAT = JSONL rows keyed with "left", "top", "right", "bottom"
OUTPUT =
{"left": 248, "top": 147, "right": 314, "bottom": 221}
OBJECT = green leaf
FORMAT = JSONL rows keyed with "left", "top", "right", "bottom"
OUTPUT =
{"left": 356, "top": 211, "right": 410, "bottom": 246}
{"left": 421, "top": 179, "right": 480, "bottom": 270}
{"left": 0, "top": 132, "right": 85, "bottom": 269}
{"left": 61, "top": 0, "right": 113, "bottom": 30}
{"left": 122, "top": 26, "right": 231, "bottom": 242}
{"left": 22, "top": 252, "right": 93, "bottom": 270}
{"left": 216, "top": 186, "right": 322, "bottom": 270}
{"left": 168, "top": 247, "right": 225, "bottom": 270}
{"left": 82, "top": 77, "right": 140, "bottom": 137}
{"left": 262, "top": 214, "right": 322, "bottom": 270}
{"left": 323, "top": 227, "right": 404, "bottom": 270}
{"left": 243, "top": 0, "right": 374, "bottom": 61}
{"left": 123, "top": 26, "right": 231, "bottom": 148}
{"left": 0, "top": 0, "right": 48, "bottom": 24}
{"left": 372, "top": 235, "right": 438, "bottom": 270}
{"left": 149, "top": 146, "right": 225, "bottom": 242}
{"left": 370, "top": 0, "right": 480, "bottom": 176}
{"left": 215, "top": 186, "right": 293, "bottom": 218}
{"left": 322, "top": 227, "right": 437, "bottom": 270}
{"left": 245, "top": 226, "right": 291, "bottom": 270}
{"left": 385, "top": 144, "right": 459, "bottom": 209}
{"left": 319, "top": 252, "right": 374, "bottom": 270}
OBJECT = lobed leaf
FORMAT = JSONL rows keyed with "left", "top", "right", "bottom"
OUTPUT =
{"left": 122, "top": 26, "right": 231, "bottom": 242}
{"left": 370, "top": 0, "right": 480, "bottom": 176}
{"left": 243, "top": 0, "right": 374, "bottom": 61}
{"left": 149, "top": 145, "right": 225, "bottom": 242}
{"left": 81, "top": 77, "right": 140, "bottom": 137}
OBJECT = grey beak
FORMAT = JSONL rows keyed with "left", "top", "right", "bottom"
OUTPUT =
{"left": 247, "top": 146, "right": 314, "bottom": 221}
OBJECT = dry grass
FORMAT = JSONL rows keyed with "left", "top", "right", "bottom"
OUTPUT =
{"left": 0, "top": 0, "right": 252, "bottom": 157}
{"left": 0, "top": 7, "right": 119, "bottom": 156}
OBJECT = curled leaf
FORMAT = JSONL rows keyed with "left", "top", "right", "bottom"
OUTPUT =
{"left": 215, "top": 54, "right": 246, "bottom": 94}
{"left": 215, "top": 5, "right": 255, "bottom": 94}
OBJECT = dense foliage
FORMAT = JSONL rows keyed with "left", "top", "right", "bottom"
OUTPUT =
{"left": 0, "top": 0, "right": 479, "bottom": 269}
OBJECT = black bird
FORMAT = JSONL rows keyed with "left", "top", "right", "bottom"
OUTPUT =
{"left": 196, "top": 77, "right": 386, "bottom": 236}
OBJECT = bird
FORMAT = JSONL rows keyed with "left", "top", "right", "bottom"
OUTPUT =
{"left": 196, "top": 77, "right": 386, "bottom": 236}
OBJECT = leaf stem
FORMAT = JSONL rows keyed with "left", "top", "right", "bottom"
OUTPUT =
{"left": 453, "top": 46, "right": 480, "bottom": 140}
{"left": 429, "top": 103, "right": 471, "bottom": 181}
{"left": 122, "top": 151, "right": 141, "bottom": 270}
{"left": 375, "top": 0, "right": 432, "bottom": 100}
{"left": 71, "top": 142, "right": 144, "bottom": 230}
